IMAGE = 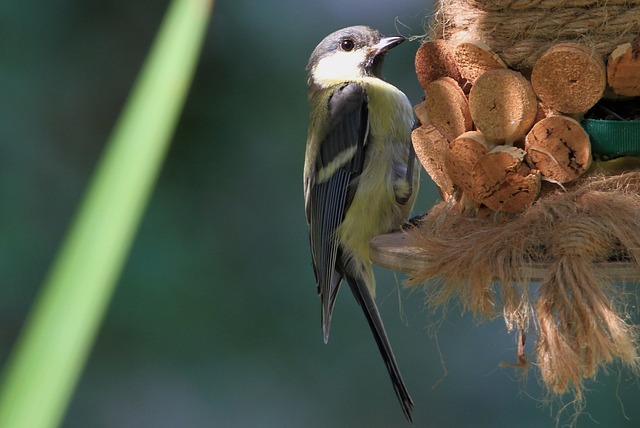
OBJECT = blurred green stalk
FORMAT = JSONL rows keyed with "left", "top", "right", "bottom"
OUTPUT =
{"left": 0, "top": 1, "right": 213, "bottom": 427}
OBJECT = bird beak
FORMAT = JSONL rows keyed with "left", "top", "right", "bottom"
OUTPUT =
{"left": 372, "top": 35, "right": 405, "bottom": 56}
{"left": 366, "top": 35, "right": 405, "bottom": 77}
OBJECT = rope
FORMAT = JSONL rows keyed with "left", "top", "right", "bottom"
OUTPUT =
{"left": 430, "top": 0, "right": 640, "bottom": 69}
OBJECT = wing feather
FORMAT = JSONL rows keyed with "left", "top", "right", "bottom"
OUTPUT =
{"left": 305, "top": 82, "right": 368, "bottom": 341}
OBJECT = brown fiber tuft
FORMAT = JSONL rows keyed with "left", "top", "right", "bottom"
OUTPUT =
{"left": 406, "top": 172, "right": 640, "bottom": 397}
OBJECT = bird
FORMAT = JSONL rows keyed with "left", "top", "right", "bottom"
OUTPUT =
{"left": 303, "top": 25, "right": 419, "bottom": 421}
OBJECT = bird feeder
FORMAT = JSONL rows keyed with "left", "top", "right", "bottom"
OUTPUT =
{"left": 370, "top": 0, "right": 640, "bottom": 401}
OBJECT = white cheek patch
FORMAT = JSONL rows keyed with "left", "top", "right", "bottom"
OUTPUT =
{"left": 312, "top": 51, "right": 367, "bottom": 86}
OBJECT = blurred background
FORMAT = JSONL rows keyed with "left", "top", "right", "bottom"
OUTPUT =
{"left": 1, "top": 0, "right": 638, "bottom": 426}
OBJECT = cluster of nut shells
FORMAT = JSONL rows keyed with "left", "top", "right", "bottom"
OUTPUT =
{"left": 412, "top": 38, "right": 640, "bottom": 213}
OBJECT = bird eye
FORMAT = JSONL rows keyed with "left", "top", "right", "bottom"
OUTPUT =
{"left": 340, "top": 39, "right": 355, "bottom": 52}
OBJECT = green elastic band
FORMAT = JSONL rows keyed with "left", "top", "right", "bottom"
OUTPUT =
{"left": 581, "top": 119, "right": 640, "bottom": 156}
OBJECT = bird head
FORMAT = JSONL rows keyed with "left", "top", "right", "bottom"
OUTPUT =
{"left": 307, "top": 26, "right": 405, "bottom": 90}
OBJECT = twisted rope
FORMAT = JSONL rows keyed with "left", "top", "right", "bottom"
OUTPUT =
{"left": 430, "top": 0, "right": 640, "bottom": 69}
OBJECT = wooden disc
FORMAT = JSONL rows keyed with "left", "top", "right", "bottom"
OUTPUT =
{"left": 414, "top": 100, "right": 428, "bottom": 126}
{"left": 525, "top": 116, "right": 592, "bottom": 183}
{"left": 531, "top": 43, "right": 606, "bottom": 114}
{"left": 607, "top": 42, "right": 640, "bottom": 97}
{"left": 412, "top": 124, "right": 454, "bottom": 199}
{"left": 472, "top": 146, "right": 541, "bottom": 213}
{"left": 425, "top": 77, "right": 473, "bottom": 142}
{"left": 469, "top": 69, "right": 538, "bottom": 144}
{"left": 415, "top": 39, "right": 462, "bottom": 90}
{"left": 445, "top": 131, "right": 492, "bottom": 193}
{"left": 453, "top": 39, "right": 507, "bottom": 83}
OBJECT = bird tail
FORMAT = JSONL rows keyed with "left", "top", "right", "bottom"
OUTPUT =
{"left": 345, "top": 273, "right": 414, "bottom": 422}
{"left": 321, "top": 271, "right": 343, "bottom": 344}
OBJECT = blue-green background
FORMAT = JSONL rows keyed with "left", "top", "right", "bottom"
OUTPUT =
{"left": 1, "top": 0, "right": 638, "bottom": 426}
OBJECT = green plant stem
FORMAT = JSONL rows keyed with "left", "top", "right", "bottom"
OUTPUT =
{"left": 0, "top": 1, "right": 213, "bottom": 427}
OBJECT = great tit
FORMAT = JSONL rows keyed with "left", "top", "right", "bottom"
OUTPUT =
{"left": 304, "top": 26, "right": 418, "bottom": 421}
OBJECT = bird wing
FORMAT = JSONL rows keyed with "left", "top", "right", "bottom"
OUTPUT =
{"left": 305, "top": 82, "right": 369, "bottom": 342}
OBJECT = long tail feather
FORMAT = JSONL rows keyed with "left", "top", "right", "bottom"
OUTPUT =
{"left": 345, "top": 274, "right": 414, "bottom": 422}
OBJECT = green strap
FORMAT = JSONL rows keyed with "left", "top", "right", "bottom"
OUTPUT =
{"left": 582, "top": 119, "right": 640, "bottom": 156}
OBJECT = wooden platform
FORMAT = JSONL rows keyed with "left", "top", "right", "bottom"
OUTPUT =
{"left": 369, "top": 231, "right": 640, "bottom": 282}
